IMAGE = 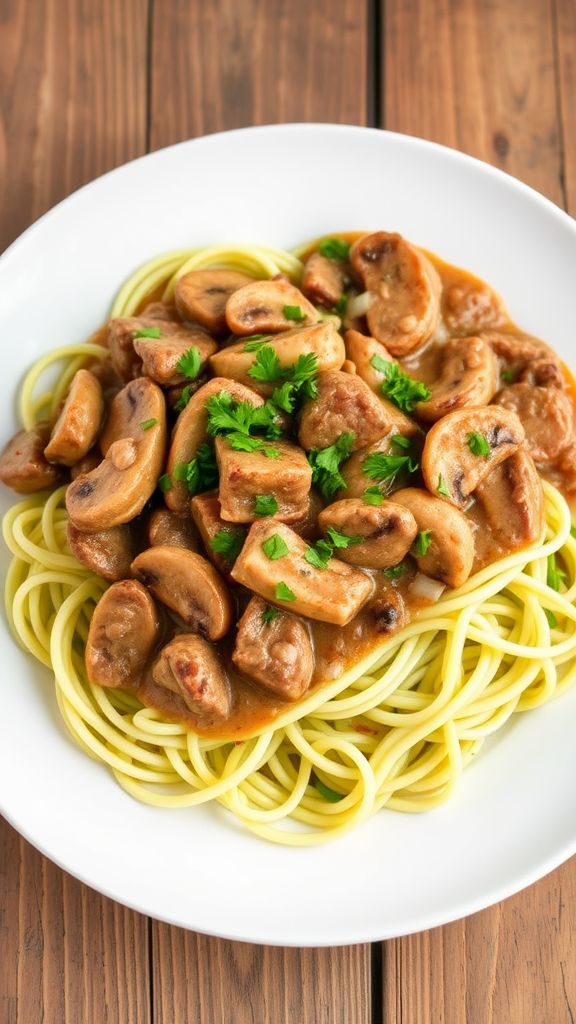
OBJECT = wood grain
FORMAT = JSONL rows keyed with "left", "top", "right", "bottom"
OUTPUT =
{"left": 383, "top": 0, "right": 565, "bottom": 205}
{"left": 554, "top": 0, "right": 576, "bottom": 212}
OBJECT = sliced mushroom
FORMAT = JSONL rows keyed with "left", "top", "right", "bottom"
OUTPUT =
{"left": 349, "top": 232, "right": 441, "bottom": 356}
{"left": 85, "top": 580, "right": 162, "bottom": 688}
{"left": 133, "top": 326, "right": 216, "bottom": 386}
{"left": 474, "top": 449, "right": 544, "bottom": 550}
{"left": 368, "top": 588, "right": 409, "bottom": 635}
{"left": 215, "top": 436, "right": 312, "bottom": 523}
{"left": 414, "top": 336, "right": 498, "bottom": 423}
{"left": 209, "top": 321, "right": 345, "bottom": 391}
{"left": 225, "top": 279, "right": 318, "bottom": 335}
{"left": 518, "top": 358, "right": 564, "bottom": 389}
{"left": 66, "top": 377, "right": 166, "bottom": 531}
{"left": 481, "top": 329, "right": 554, "bottom": 366}
{"left": 0, "top": 423, "right": 64, "bottom": 494}
{"left": 70, "top": 451, "right": 102, "bottom": 480}
{"left": 421, "top": 406, "right": 524, "bottom": 508}
{"left": 344, "top": 330, "right": 396, "bottom": 394}
{"left": 318, "top": 498, "right": 418, "bottom": 569}
{"left": 44, "top": 369, "right": 104, "bottom": 466}
{"left": 191, "top": 491, "right": 246, "bottom": 577}
{"left": 298, "top": 370, "right": 418, "bottom": 452}
{"left": 302, "top": 252, "right": 346, "bottom": 308}
{"left": 442, "top": 277, "right": 506, "bottom": 335}
{"left": 174, "top": 269, "right": 254, "bottom": 334}
{"left": 393, "top": 487, "right": 475, "bottom": 587}
{"left": 147, "top": 508, "right": 199, "bottom": 550}
{"left": 232, "top": 596, "right": 314, "bottom": 701}
{"left": 289, "top": 490, "right": 324, "bottom": 541}
{"left": 492, "top": 383, "right": 574, "bottom": 462}
{"left": 67, "top": 522, "right": 134, "bottom": 581}
{"left": 165, "top": 377, "right": 265, "bottom": 513}
{"left": 152, "top": 634, "right": 231, "bottom": 719}
{"left": 131, "top": 546, "right": 232, "bottom": 640}
{"left": 338, "top": 432, "right": 421, "bottom": 500}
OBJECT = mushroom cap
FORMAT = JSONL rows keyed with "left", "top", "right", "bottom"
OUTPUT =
{"left": 414, "top": 336, "right": 499, "bottom": 423}
{"left": 174, "top": 269, "right": 255, "bottom": 334}
{"left": 85, "top": 579, "right": 162, "bottom": 688}
{"left": 318, "top": 497, "right": 418, "bottom": 569}
{"left": 225, "top": 279, "right": 318, "bottom": 335}
{"left": 393, "top": 487, "right": 475, "bottom": 588}
{"left": 44, "top": 369, "right": 104, "bottom": 467}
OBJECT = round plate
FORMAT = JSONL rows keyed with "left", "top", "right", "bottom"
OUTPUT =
{"left": 1, "top": 124, "right": 575, "bottom": 946}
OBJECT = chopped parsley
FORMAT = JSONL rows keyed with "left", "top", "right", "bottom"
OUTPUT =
{"left": 247, "top": 345, "right": 285, "bottom": 384}
{"left": 547, "top": 554, "right": 566, "bottom": 592}
{"left": 173, "top": 442, "right": 218, "bottom": 494}
{"left": 157, "top": 473, "right": 172, "bottom": 492}
{"left": 133, "top": 326, "right": 161, "bottom": 339}
{"left": 304, "top": 539, "right": 334, "bottom": 570}
{"left": 391, "top": 434, "right": 411, "bottom": 450}
{"left": 176, "top": 346, "right": 202, "bottom": 380}
{"left": 242, "top": 334, "right": 271, "bottom": 351}
{"left": 501, "top": 368, "right": 516, "bottom": 384}
{"left": 571, "top": 525, "right": 576, "bottom": 539}
{"left": 544, "top": 609, "right": 558, "bottom": 628}
{"left": 205, "top": 392, "right": 282, "bottom": 441}
{"left": 275, "top": 581, "right": 296, "bottom": 602}
{"left": 308, "top": 432, "right": 355, "bottom": 499}
{"left": 254, "top": 494, "right": 278, "bottom": 517}
{"left": 140, "top": 418, "right": 157, "bottom": 431}
{"left": 314, "top": 778, "right": 344, "bottom": 802}
{"left": 334, "top": 294, "right": 348, "bottom": 317}
{"left": 370, "top": 355, "right": 431, "bottom": 413}
{"left": 326, "top": 526, "right": 363, "bottom": 549}
{"left": 362, "top": 486, "right": 384, "bottom": 506}
{"left": 383, "top": 562, "right": 407, "bottom": 580}
{"left": 245, "top": 345, "right": 319, "bottom": 413}
{"left": 283, "top": 304, "right": 306, "bottom": 322}
{"left": 174, "top": 383, "right": 196, "bottom": 412}
{"left": 210, "top": 530, "right": 243, "bottom": 563}
{"left": 261, "top": 605, "right": 279, "bottom": 625}
{"left": 437, "top": 474, "right": 450, "bottom": 498}
{"left": 412, "top": 530, "right": 432, "bottom": 556}
{"left": 361, "top": 452, "right": 419, "bottom": 485}
{"left": 467, "top": 431, "right": 491, "bottom": 459}
{"left": 262, "top": 534, "right": 289, "bottom": 560}
{"left": 318, "top": 238, "right": 350, "bottom": 261}
{"left": 225, "top": 434, "right": 279, "bottom": 458}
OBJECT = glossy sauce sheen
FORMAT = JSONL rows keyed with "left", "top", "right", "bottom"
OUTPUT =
{"left": 134, "top": 248, "right": 573, "bottom": 740}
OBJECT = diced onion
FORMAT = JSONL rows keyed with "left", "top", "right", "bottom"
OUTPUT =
{"left": 347, "top": 290, "right": 374, "bottom": 319}
{"left": 409, "top": 572, "right": 446, "bottom": 603}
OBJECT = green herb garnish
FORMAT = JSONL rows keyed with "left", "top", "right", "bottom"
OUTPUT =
{"left": 205, "top": 392, "right": 282, "bottom": 441}
{"left": 437, "top": 475, "right": 450, "bottom": 498}
{"left": 247, "top": 345, "right": 285, "bottom": 384}
{"left": 303, "top": 539, "right": 334, "bottom": 570}
{"left": 370, "top": 355, "right": 431, "bottom": 413}
{"left": 362, "top": 486, "right": 384, "bottom": 506}
{"left": 326, "top": 526, "right": 363, "bottom": 549}
{"left": 176, "top": 346, "right": 202, "bottom": 380}
{"left": 270, "top": 352, "right": 319, "bottom": 413}
{"left": 261, "top": 605, "right": 280, "bottom": 625}
{"left": 547, "top": 554, "right": 566, "bottom": 592}
{"left": 210, "top": 530, "right": 243, "bottom": 563}
{"left": 318, "top": 238, "right": 350, "bottom": 261}
{"left": 544, "top": 609, "right": 558, "bottom": 628}
{"left": 157, "top": 473, "right": 172, "bottom": 492}
{"left": 262, "top": 534, "right": 289, "bottom": 560}
{"left": 315, "top": 778, "right": 344, "bottom": 802}
{"left": 467, "top": 431, "right": 491, "bottom": 459}
{"left": 140, "top": 418, "right": 157, "bottom": 431}
{"left": 334, "top": 294, "right": 348, "bottom": 317}
{"left": 412, "top": 530, "right": 432, "bottom": 556}
{"left": 361, "top": 452, "right": 419, "bottom": 485}
{"left": 283, "top": 304, "right": 306, "bottom": 322}
{"left": 225, "top": 434, "right": 279, "bottom": 458}
{"left": 275, "top": 581, "right": 297, "bottom": 602}
{"left": 243, "top": 334, "right": 271, "bottom": 351}
{"left": 254, "top": 494, "right": 279, "bottom": 517}
{"left": 501, "top": 369, "right": 515, "bottom": 384}
{"left": 133, "top": 326, "right": 161, "bottom": 339}
{"left": 308, "top": 432, "right": 355, "bottom": 499}
{"left": 391, "top": 434, "right": 411, "bottom": 449}
{"left": 174, "top": 383, "right": 196, "bottom": 412}
{"left": 383, "top": 563, "right": 407, "bottom": 580}
{"left": 173, "top": 442, "right": 218, "bottom": 494}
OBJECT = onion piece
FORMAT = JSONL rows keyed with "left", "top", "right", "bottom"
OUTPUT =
{"left": 409, "top": 572, "right": 446, "bottom": 603}
{"left": 347, "top": 290, "right": 374, "bottom": 320}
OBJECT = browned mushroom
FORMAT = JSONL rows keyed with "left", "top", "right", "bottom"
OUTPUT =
{"left": 67, "top": 522, "right": 134, "bottom": 581}
{"left": 344, "top": 330, "right": 396, "bottom": 394}
{"left": 85, "top": 580, "right": 162, "bottom": 688}
{"left": 492, "top": 383, "right": 574, "bottom": 462}
{"left": 133, "top": 326, "right": 216, "bottom": 386}
{"left": 209, "top": 321, "right": 345, "bottom": 391}
{"left": 302, "top": 252, "right": 346, "bottom": 308}
{"left": 393, "top": 487, "right": 475, "bottom": 587}
{"left": 147, "top": 508, "right": 199, "bottom": 550}
{"left": 174, "top": 269, "right": 255, "bottom": 334}
{"left": 318, "top": 498, "right": 418, "bottom": 569}
{"left": 70, "top": 451, "right": 102, "bottom": 480}
{"left": 414, "top": 336, "right": 499, "bottom": 423}
{"left": 191, "top": 492, "right": 246, "bottom": 577}
{"left": 338, "top": 431, "right": 421, "bottom": 500}
{"left": 66, "top": 377, "right": 166, "bottom": 530}
{"left": 151, "top": 634, "right": 231, "bottom": 718}
{"left": 44, "top": 369, "right": 104, "bottom": 466}
{"left": 474, "top": 449, "right": 544, "bottom": 550}
{"left": 232, "top": 596, "right": 314, "bottom": 700}
{"left": 442, "top": 277, "right": 506, "bottom": 335}
{"left": 0, "top": 423, "right": 64, "bottom": 494}
{"left": 349, "top": 232, "right": 441, "bottom": 356}
{"left": 131, "top": 546, "right": 233, "bottom": 640}
{"left": 215, "top": 436, "right": 312, "bottom": 523}
{"left": 225, "top": 279, "right": 318, "bottom": 335}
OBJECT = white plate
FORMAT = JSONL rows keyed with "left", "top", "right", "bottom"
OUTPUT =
{"left": 1, "top": 124, "right": 576, "bottom": 947}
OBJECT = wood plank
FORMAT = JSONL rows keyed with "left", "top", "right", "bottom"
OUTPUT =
{"left": 152, "top": 926, "right": 371, "bottom": 1024}
{"left": 0, "top": 820, "right": 151, "bottom": 1024}
{"left": 383, "top": 0, "right": 565, "bottom": 205}
{"left": 149, "top": 0, "right": 369, "bottom": 148}
{"left": 554, "top": 0, "right": 576, "bottom": 212}
{"left": 381, "top": 858, "right": 576, "bottom": 1022}
{"left": 0, "top": 0, "right": 148, "bottom": 252}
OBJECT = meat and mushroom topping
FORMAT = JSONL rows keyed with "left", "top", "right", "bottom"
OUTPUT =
{"left": 338, "top": 431, "right": 420, "bottom": 500}
{"left": 414, "top": 336, "right": 498, "bottom": 423}
{"left": 67, "top": 522, "right": 134, "bottom": 581}
{"left": 518, "top": 358, "right": 564, "bottom": 389}
{"left": 393, "top": 487, "right": 475, "bottom": 587}
{"left": 191, "top": 492, "right": 246, "bottom": 577}
{"left": 475, "top": 449, "right": 544, "bottom": 550}
{"left": 301, "top": 252, "right": 346, "bottom": 308}
{"left": 44, "top": 370, "right": 104, "bottom": 467}
{"left": 318, "top": 498, "right": 418, "bottom": 569}
{"left": 350, "top": 232, "right": 441, "bottom": 356}
{"left": 421, "top": 406, "right": 525, "bottom": 508}
{"left": 492, "top": 383, "right": 574, "bottom": 463}
{"left": 344, "top": 330, "right": 396, "bottom": 394}
{"left": 174, "top": 269, "right": 254, "bottom": 334}
{"left": 232, "top": 596, "right": 314, "bottom": 701}
{"left": 225, "top": 279, "right": 318, "bottom": 335}
{"left": 443, "top": 278, "right": 506, "bottom": 335}
{"left": 0, "top": 423, "right": 64, "bottom": 493}
{"left": 131, "top": 545, "right": 233, "bottom": 640}
{"left": 369, "top": 589, "right": 409, "bottom": 635}
{"left": 209, "top": 322, "right": 345, "bottom": 390}
{"left": 215, "top": 436, "right": 312, "bottom": 523}
{"left": 147, "top": 508, "right": 199, "bottom": 550}
{"left": 133, "top": 326, "right": 216, "bottom": 386}
{"left": 85, "top": 580, "right": 162, "bottom": 688}
{"left": 151, "top": 634, "right": 231, "bottom": 719}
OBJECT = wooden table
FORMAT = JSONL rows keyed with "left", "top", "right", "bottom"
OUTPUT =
{"left": 1, "top": 2, "right": 575, "bottom": 1020}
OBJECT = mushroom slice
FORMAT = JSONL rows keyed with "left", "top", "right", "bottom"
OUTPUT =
{"left": 414, "top": 336, "right": 498, "bottom": 423}
{"left": 421, "top": 406, "right": 524, "bottom": 508}
{"left": 442, "top": 276, "right": 506, "bottom": 335}
{"left": 232, "top": 596, "right": 314, "bottom": 701}
{"left": 349, "top": 232, "right": 441, "bottom": 356}
{"left": 85, "top": 580, "right": 162, "bottom": 688}
{"left": 66, "top": 377, "right": 166, "bottom": 531}
{"left": 368, "top": 589, "right": 409, "bottom": 636}
{"left": 191, "top": 492, "right": 246, "bottom": 578}
{"left": 393, "top": 487, "right": 475, "bottom": 588}
{"left": 338, "top": 432, "right": 421, "bottom": 500}
{"left": 475, "top": 449, "right": 544, "bottom": 549}
{"left": 302, "top": 252, "right": 346, "bottom": 308}
{"left": 174, "top": 270, "right": 254, "bottom": 334}
{"left": 44, "top": 369, "right": 104, "bottom": 466}
{"left": 492, "top": 383, "right": 574, "bottom": 462}
{"left": 298, "top": 370, "right": 418, "bottom": 452}
{"left": 165, "top": 377, "right": 265, "bottom": 513}
{"left": 225, "top": 279, "right": 318, "bottom": 335}
{"left": 131, "top": 546, "right": 232, "bottom": 640}
{"left": 344, "top": 330, "right": 395, "bottom": 394}
{"left": 518, "top": 358, "right": 564, "bottom": 389}
{"left": 133, "top": 326, "right": 216, "bottom": 386}
{"left": 318, "top": 498, "right": 417, "bottom": 570}
{"left": 481, "top": 329, "right": 554, "bottom": 366}
{"left": 67, "top": 522, "right": 134, "bottom": 581}
{"left": 147, "top": 508, "right": 199, "bottom": 550}
{"left": 70, "top": 451, "right": 102, "bottom": 480}
{"left": 209, "top": 321, "right": 345, "bottom": 391}
{"left": 0, "top": 423, "right": 64, "bottom": 494}
{"left": 152, "top": 634, "right": 231, "bottom": 719}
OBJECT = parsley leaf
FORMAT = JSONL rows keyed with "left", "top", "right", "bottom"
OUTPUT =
{"left": 363, "top": 486, "right": 384, "bottom": 506}
{"left": 467, "top": 431, "right": 491, "bottom": 459}
{"left": 391, "top": 434, "right": 411, "bottom": 450}
{"left": 173, "top": 442, "right": 218, "bottom": 494}
{"left": 501, "top": 368, "right": 515, "bottom": 384}
{"left": 308, "top": 432, "right": 355, "bottom": 499}
{"left": 261, "top": 605, "right": 279, "bottom": 625}
{"left": 275, "top": 581, "right": 296, "bottom": 602}
{"left": 133, "top": 326, "right": 161, "bottom": 339}
{"left": 247, "top": 345, "right": 284, "bottom": 384}
{"left": 283, "top": 304, "right": 306, "bottom": 322}
{"left": 361, "top": 453, "right": 419, "bottom": 485}
{"left": 254, "top": 494, "right": 278, "bottom": 517}
{"left": 318, "top": 238, "right": 350, "bottom": 261}
{"left": 176, "top": 346, "right": 202, "bottom": 380}
{"left": 545, "top": 609, "right": 558, "bottom": 628}
{"left": 370, "top": 355, "right": 431, "bottom": 413}
{"left": 437, "top": 475, "right": 450, "bottom": 498}
{"left": 383, "top": 563, "right": 407, "bottom": 580}
{"left": 174, "top": 383, "right": 196, "bottom": 413}
{"left": 326, "top": 526, "right": 363, "bottom": 549}
{"left": 262, "top": 534, "right": 289, "bottom": 560}
{"left": 304, "top": 539, "right": 334, "bottom": 569}
{"left": 334, "top": 294, "right": 348, "bottom": 317}
{"left": 205, "top": 392, "right": 282, "bottom": 441}
{"left": 547, "top": 554, "right": 567, "bottom": 592}
{"left": 158, "top": 473, "right": 172, "bottom": 492}
{"left": 270, "top": 352, "right": 319, "bottom": 413}
{"left": 140, "top": 418, "right": 157, "bottom": 431}
{"left": 210, "top": 530, "right": 243, "bottom": 563}
{"left": 225, "top": 433, "right": 279, "bottom": 458}
{"left": 314, "top": 778, "right": 344, "bottom": 802}
{"left": 412, "top": 530, "right": 432, "bottom": 556}
{"left": 243, "top": 334, "right": 271, "bottom": 351}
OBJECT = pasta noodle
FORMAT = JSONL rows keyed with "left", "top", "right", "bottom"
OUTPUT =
{"left": 3, "top": 243, "right": 576, "bottom": 845}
